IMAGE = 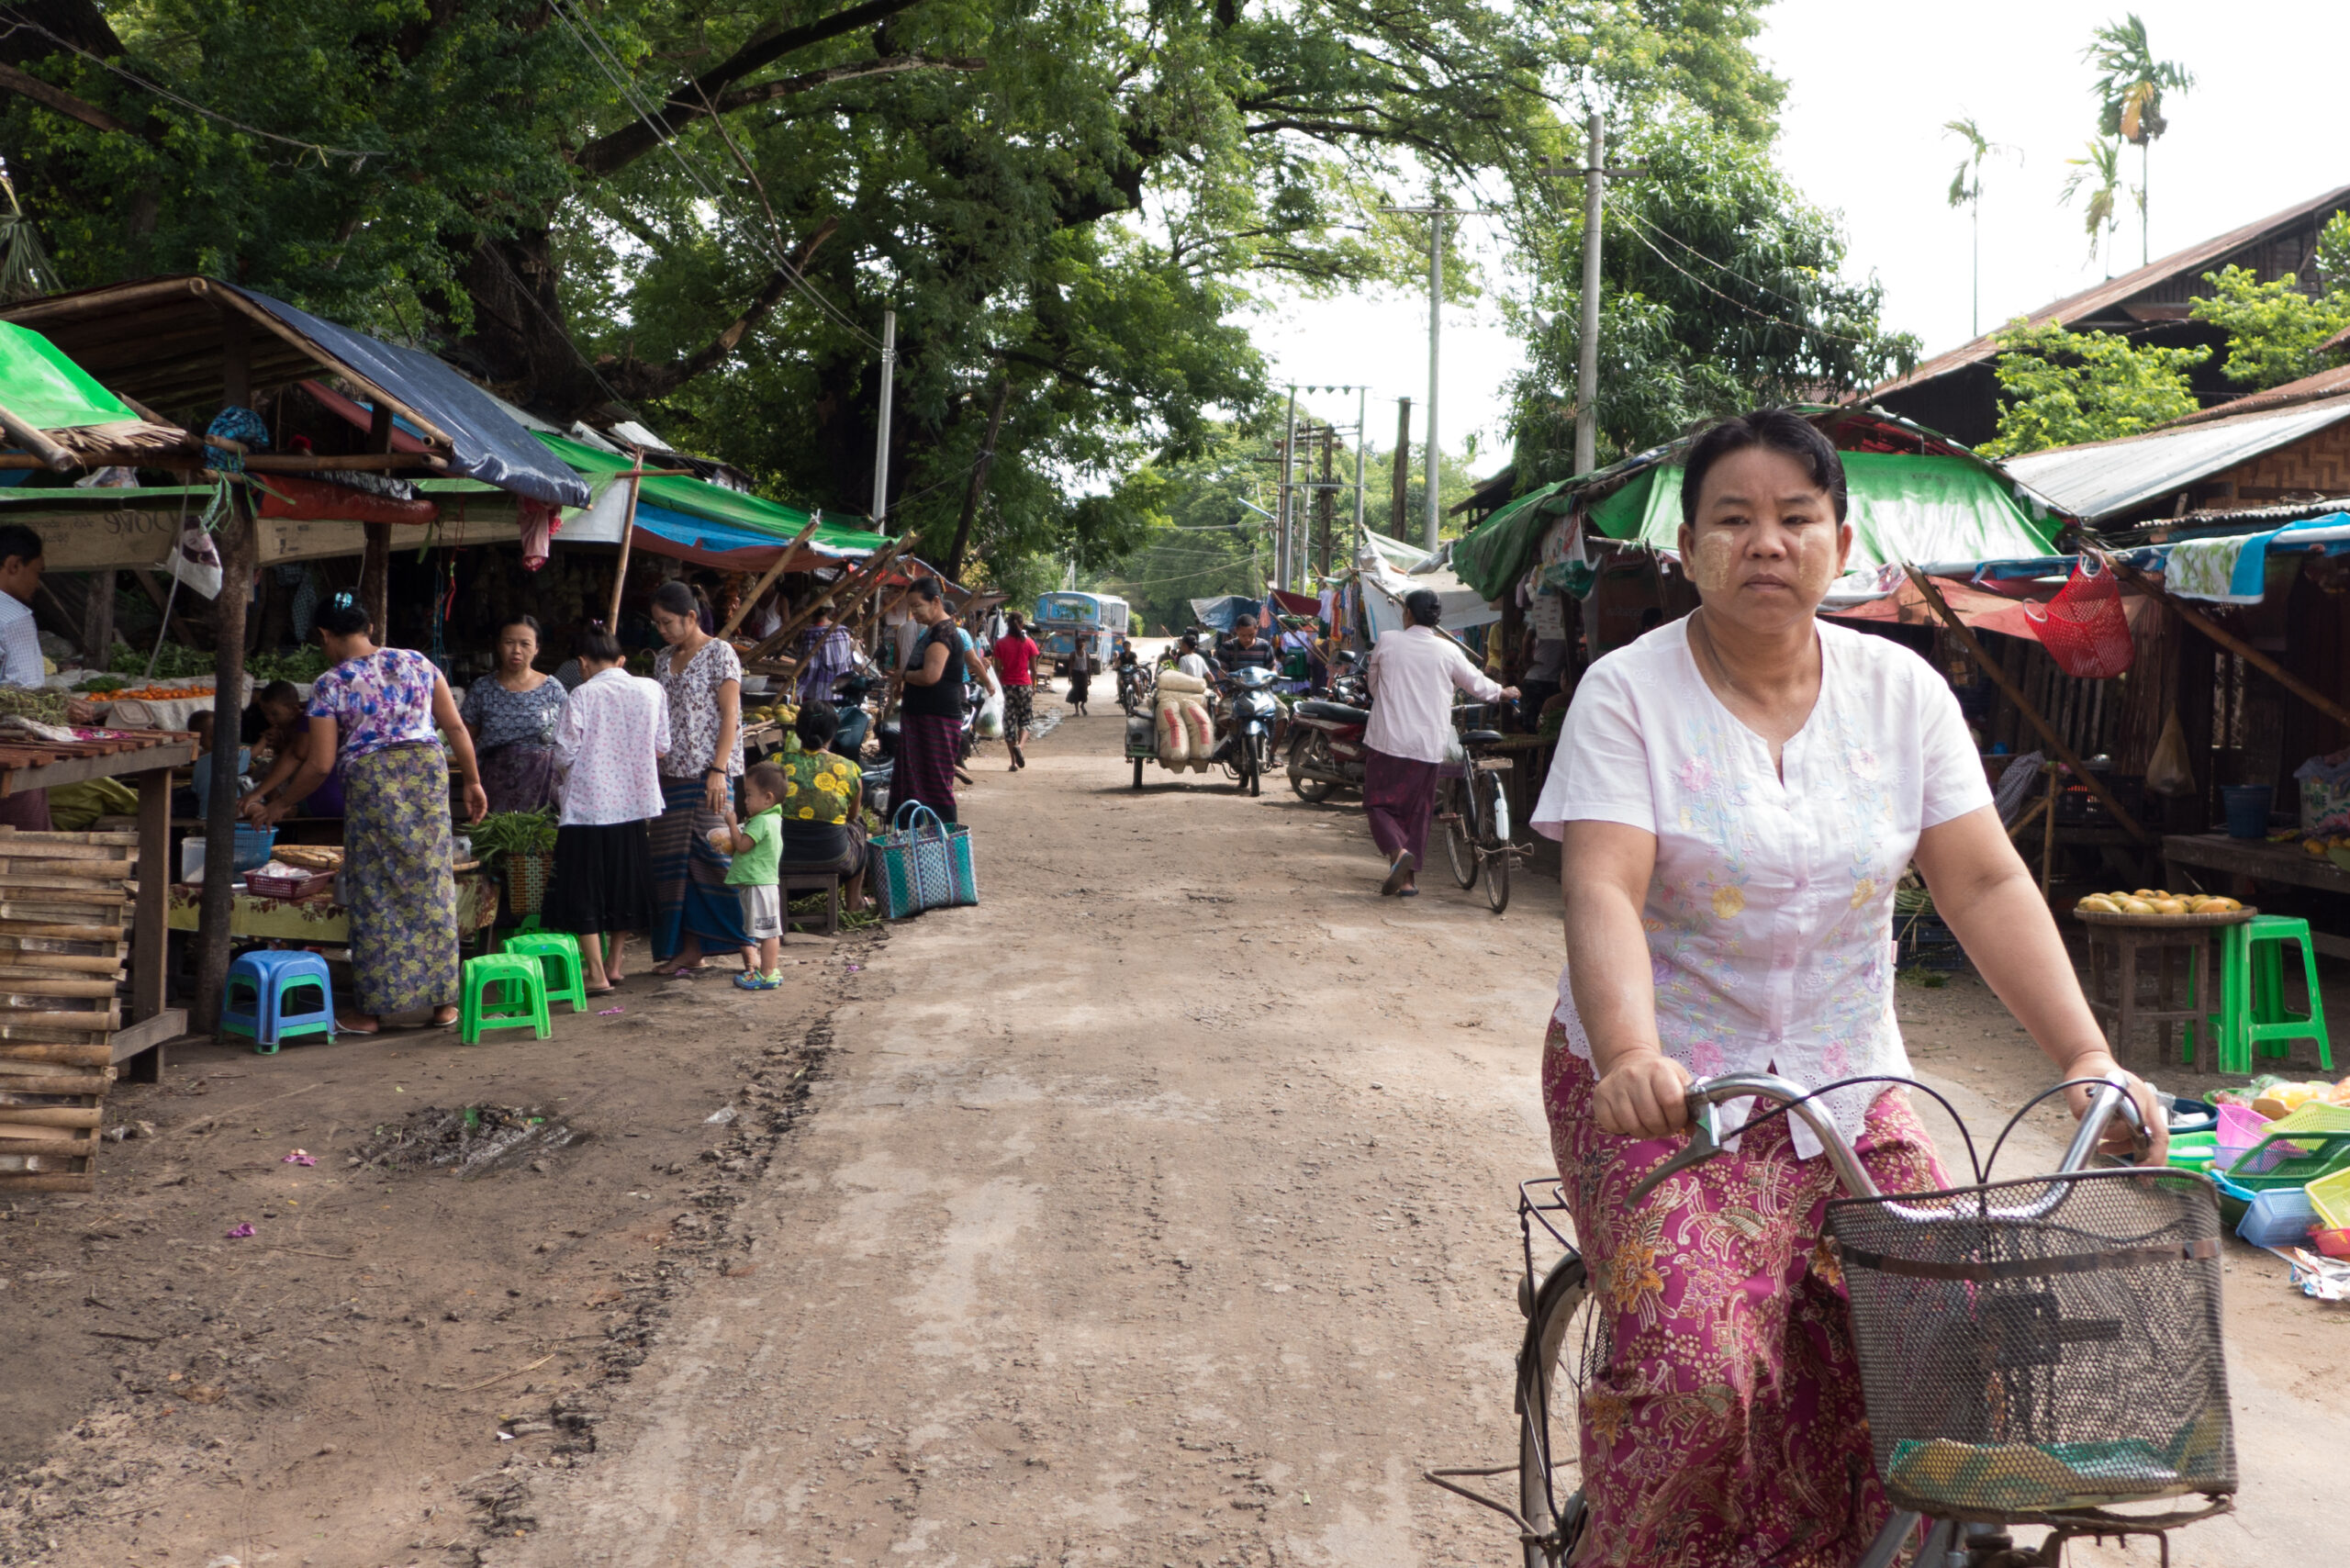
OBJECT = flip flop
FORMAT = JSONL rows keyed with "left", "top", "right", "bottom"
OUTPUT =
{"left": 335, "top": 1016, "right": 380, "bottom": 1036}
{"left": 431, "top": 1009, "right": 460, "bottom": 1028}
{"left": 1381, "top": 852, "right": 1416, "bottom": 897}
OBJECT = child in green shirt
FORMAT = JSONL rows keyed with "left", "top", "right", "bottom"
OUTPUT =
{"left": 721, "top": 762, "right": 789, "bottom": 990}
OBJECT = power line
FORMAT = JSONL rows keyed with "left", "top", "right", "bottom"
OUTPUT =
{"left": 544, "top": 0, "right": 882, "bottom": 353}
{"left": 1615, "top": 211, "right": 1890, "bottom": 351}
{"left": 0, "top": 10, "right": 389, "bottom": 165}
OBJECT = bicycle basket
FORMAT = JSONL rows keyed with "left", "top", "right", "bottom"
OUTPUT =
{"left": 1825, "top": 1167, "right": 2234, "bottom": 1523}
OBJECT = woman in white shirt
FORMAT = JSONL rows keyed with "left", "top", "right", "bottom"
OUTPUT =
{"left": 1531, "top": 410, "right": 2162, "bottom": 1566}
{"left": 541, "top": 626, "right": 669, "bottom": 991}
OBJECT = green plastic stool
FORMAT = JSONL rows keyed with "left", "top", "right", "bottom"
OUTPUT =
{"left": 459, "top": 953, "right": 552, "bottom": 1044}
{"left": 2210, "top": 915, "right": 2333, "bottom": 1073}
{"left": 499, "top": 930, "right": 590, "bottom": 1014}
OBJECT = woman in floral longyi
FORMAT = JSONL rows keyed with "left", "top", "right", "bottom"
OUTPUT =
{"left": 1531, "top": 409, "right": 2165, "bottom": 1567}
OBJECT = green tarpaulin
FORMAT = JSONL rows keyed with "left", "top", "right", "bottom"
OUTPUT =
{"left": 535, "top": 431, "right": 888, "bottom": 556}
{"left": 1449, "top": 479, "right": 1568, "bottom": 600}
{"left": 1586, "top": 452, "right": 2057, "bottom": 568}
{"left": 0, "top": 321, "right": 140, "bottom": 432}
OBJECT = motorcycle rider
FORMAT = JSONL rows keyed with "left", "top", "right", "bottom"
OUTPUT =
{"left": 1363, "top": 588, "right": 1517, "bottom": 897}
{"left": 1215, "top": 614, "right": 1279, "bottom": 677}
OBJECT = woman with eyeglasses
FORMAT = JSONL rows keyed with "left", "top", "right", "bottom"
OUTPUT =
{"left": 647, "top": 577, "right": 749, "bottom": 974}
{"left": 249, "top": 596, "right": 487, "bottom": 1032}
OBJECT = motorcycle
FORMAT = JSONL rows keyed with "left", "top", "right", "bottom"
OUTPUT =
{"left": 1218, "top": 665, "right": 1281, "bottom": 797}
{"left": 1286, "top": 671, "right": 1371, "bottom": 801}
{"left": 1116, "top": 657, "right": 1153, "bottom": 717}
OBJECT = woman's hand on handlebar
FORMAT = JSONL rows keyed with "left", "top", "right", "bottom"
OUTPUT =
{"left": 1594, "top": 1049, "right": 1695, "bottom": 1138}
{"left": 2062, "top": 1049, "right": 2167, "bottom": 1165}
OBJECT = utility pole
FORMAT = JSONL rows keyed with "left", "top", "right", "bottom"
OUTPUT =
{"left": 1315, "top": 424, "right": 1336, "bottom": 578}
{"left": 1352, "top": 385, "right": 1368, "bottom": 560}
{"left": 1536, "top": 114, "right": 1645, "bottom": 476}
{"left": 869, "top": 308, "right": 898, "bottom": 527}
{"left": 1277, "top": 385, "right": 1299, "bottom": 593}
{"left": 1390, "top": 398, "right": 1411, "bottom": 537}
{"left": 1382, "top": 203, "right": 1495, "bottom": 551}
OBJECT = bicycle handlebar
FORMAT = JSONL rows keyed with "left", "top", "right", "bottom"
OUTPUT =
{"left": 1622, "top": 1070, "right": 2149, "bottom": 1215}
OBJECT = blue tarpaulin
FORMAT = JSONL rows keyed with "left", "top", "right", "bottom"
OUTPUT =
{"left": 229, "top": 287, "right": 589, "bottom": 510}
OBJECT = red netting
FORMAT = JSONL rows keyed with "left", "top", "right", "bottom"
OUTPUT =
{"left": 2023, "top": 556, "right": 2134, "bottom": 678}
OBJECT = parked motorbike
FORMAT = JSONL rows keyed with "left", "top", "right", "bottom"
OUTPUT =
{"left": 1286, "top": 682, "right": 1371, "bottom": 801}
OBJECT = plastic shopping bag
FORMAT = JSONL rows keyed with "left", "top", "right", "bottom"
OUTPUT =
{"left": 973, "top": 684, "right": 1005, "bottom": 740}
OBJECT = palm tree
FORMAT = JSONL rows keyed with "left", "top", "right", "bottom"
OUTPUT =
{"left": 2062, "top": 139, "right": 2131, "bottom": 278}
{"left": 2084, "top": 14, "right": 2193, "bottom": 266}
{"left": 1944, "top": 118, "right": 2017, "bottom": 339}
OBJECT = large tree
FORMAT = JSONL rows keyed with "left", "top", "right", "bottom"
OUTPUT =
{"left": 1, "top": 0, "right": 1786, "bottom": 586}
{"left": 1503, "top": 119, "right": 1918, "bottom": 484}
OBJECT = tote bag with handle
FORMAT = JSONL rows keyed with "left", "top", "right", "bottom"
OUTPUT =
{"left": 869, "top": 802, "right": 977, "bottom": 917}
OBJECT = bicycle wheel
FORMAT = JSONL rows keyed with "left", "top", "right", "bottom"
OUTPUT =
{"left": 1517, "top": 1252, "right": 1593, "bottom": 1568}
{"left": 1442, "top": 778, "right": 1479, "bottom": 889}
{"left": 1478, "top": 771, "right": 1511, "bottom": 914}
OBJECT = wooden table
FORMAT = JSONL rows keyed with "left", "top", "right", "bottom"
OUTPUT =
{"left": 0, "top": 731, "right": 197, "bottom": 1083}
{"left": 2164, "top": 833, "right": 2350, "bottom": 958}
{"left": 2079, "top": 917, "right": 2218, "bottom": 1073}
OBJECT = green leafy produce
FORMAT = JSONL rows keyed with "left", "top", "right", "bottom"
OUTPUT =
{"left": 106, "top": 640, "right": 213, "bottom": 679}
{"left": 467, "top": 810, "right": 558, "bottom": 864}
{"left": 0, "top": 687, "right": 69, "bottom": 723}
{"left": 249, "top": 646, "right": 332, "bottom": 683}
{"left": 72, "top": 675, "right": 128, "bottom": 694}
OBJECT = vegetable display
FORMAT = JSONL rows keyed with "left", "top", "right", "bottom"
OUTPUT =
{"left": 467, "top": 810, "right": 558, "bottom": 863}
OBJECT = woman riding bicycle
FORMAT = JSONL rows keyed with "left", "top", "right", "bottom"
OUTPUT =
{"left": 1530, "top": 410, "right": 2164, "bottom": 1567}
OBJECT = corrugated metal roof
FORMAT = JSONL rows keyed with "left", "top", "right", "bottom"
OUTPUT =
{"left": 1860, "top": 183, "right": 2350, "bottom": 401}
{"left": 2000, "top": 401, "right": 2350, "bottom": 521}
{"left": 2160, "top": 363, "right": 2350, "bottom": 427}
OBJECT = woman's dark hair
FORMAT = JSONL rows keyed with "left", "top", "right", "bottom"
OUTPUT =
{"left": 795, "top": 699, "right": 839, "bottom": 752}
{"left": 651, "top": 580, "right": 699, "bottom": 621}
{"left": 908, "top": 577, "right": 943, "bottom": 604}
{"left": 497, "top": 613, "right": 542, "bottom": 639}
{"left": 1678, "top": 409, "right": 1849, "bottom": 531}
{"left": 258, "top": 680, "right": 301, "bottom": 712}
{"left": 576, "top": 623, "right": 624, "bottom": 665}
{"left": 1404, "top": 588, "right": 1442, "bottom": 627}
{"left": 316, "top": 599, "right": 373, "bottom": 638}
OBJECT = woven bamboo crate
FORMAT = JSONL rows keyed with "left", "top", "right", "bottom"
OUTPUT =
{"left": 0, "top": 828, "right": 136, "bottom": 1193}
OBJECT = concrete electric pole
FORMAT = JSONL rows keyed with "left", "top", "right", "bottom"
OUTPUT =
{"left": 1536, "top": 111, "right": 1645, "bottom": 476}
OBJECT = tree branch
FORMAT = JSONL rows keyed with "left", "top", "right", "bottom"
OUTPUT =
{"left": 708, "top": 54, "right": 985, "bottom": 118}
{"left": 0, "top": 60, "right": 133, "bottom": 135}
{"left": 601, "top": 218, "right": 840, "bottom": 401}
{"left": 575, "top": 0, "right": 934, "bottom": 178}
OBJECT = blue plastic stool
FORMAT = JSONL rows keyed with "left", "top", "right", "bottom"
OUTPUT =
{"left": 221, "top": 950, "right": 337, "bottom": 1055}
{"left": 499, "top": 930, "right": 590, "bottom": 1014}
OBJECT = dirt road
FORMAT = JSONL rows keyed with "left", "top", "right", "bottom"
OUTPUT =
{"left": 486, "top": 693, "right": 2344, "bottom": 1568}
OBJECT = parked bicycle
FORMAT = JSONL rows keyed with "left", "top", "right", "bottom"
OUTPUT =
{"left": 1436, "top": 700, "right": 1516, "bottom": 913}
{"left": 1430, "top": 1070, "right": 2233, "bottom": 1568}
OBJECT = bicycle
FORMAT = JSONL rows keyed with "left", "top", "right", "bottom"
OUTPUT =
{"left": 1437, "top": 700, "right": 1516, "bottom": 913}
{"left": 1428, "top": 1070, "right": 2235, "bottom": 1567}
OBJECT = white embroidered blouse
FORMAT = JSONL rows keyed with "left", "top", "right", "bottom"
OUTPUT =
{"left": 1532, "top": 617, "right": 1992, "bottom": 1154}
{"left": 553, "top": 668, "right": 670, "bottom": 826}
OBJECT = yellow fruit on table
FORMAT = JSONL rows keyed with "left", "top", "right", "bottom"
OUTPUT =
{"left": 2150, "top": 898, "right": 2188, "bottom": 914}
{"left": 2132, "top": 889, "right": 2159, "bottom": 899}
{"left": 2307, "top": 839, "right": 2329, "bottom": 857}
{"left": 2118, "top": 897, "right": 2156, "bottom": 915}
{"left": 2077, "top": 894, "right": 2121, "bottom": 913}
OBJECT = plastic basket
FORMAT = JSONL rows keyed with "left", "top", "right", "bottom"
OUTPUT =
{"left": 1827, "top": 1167, "right": 2234, "bottom": 1521}
{"left": 2214, "top": 1103, "right": 2272, "bottom": 1168}
{"left": 2223, "top": 1102, "right": 2350, "bottom": 1190}
{"left": 2307, "top": 1165, "right": 2350, "bottom": 1231}
{"left": 2236, "top": 1185, "right": 2318, "bottom": 1248}
{"left": 501, "top": 847, "right": 554, "bottom": 917}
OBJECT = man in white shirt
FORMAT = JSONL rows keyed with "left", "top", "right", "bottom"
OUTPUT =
{"left": 1174, "top": 633, "right": 1213, "bottom": 681}
{"left": 1362, "top": 588, "right": 1516, "bottom": 897}
{"left": 0, "top": 525, "right": 48, "bottom": 693}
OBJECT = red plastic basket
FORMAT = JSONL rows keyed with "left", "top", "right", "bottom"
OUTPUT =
{"left": 2022, "top": 555, "right": 2134, "bottom": 678}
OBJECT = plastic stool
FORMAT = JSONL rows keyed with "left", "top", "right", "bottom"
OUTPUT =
{"left": 459, "top": 954, "right": 551, "bottom": 1044}
{"left": 499, "top": 930, "right": 589, "bottom": 1014}
{"left": 2232, "top": 915, "right": 2333, "bottom": 1070}
{"left": 221, "top": 950, "right": 336, "bottom": 1055}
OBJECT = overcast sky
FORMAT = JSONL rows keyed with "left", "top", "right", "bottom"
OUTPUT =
{"left": 1258, "top": 2, "right": 2350, "bottom": 481}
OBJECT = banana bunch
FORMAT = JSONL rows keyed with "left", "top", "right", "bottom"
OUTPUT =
{"left": 2076, "top": 889, "right": 2243, "bottom": 916}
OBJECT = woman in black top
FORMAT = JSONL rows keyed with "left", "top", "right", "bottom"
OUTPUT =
{"left": 895, "top": 580, "right": 965, "bottom": 823}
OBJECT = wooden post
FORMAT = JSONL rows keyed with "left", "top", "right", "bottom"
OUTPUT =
{"left": 1315, "top": 425, "right": 1336, "bottom": 579}
{"left": 358, "top": 402, "right": 395, "bottom": 643}
{"left": 716, "top": 518, "right": 822, "bottom": 641}
{"left": 606, "top": 459, "right": 644, "bottom": 628}
{"left": 81, "top": 567, "right": 115, "bottom": 667}
{"left": 2103, "top": 552, "right": 2350, "bottom": 732}
{"left": 1907, "top": 567, "right": 2151, "bottom": 845}
{"left": 746, "top": 542, "right": 904, "bottom": 666}
{"left": 194, "top": 312, "right": 257, "bottom": 1035}
{"left": 127, "top": 762, "right": 171, "bottom": 1081}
